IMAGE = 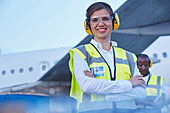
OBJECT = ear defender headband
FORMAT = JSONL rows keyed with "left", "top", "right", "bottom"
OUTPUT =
{"left": 149, "top": 59, "right": 152, "bottom": 67}
{"left": 84, "top": 13, "right": 120, "bottom": 35}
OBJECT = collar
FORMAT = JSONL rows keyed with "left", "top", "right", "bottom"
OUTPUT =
{"left": 90, "top": 39, "right": 117, "bottom": 53}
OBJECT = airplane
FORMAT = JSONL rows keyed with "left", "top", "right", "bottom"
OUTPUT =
{"left": 0, "top": 47, "right": 71, "bottom": 92}
{"left": 0, "top": 47, "right": 74, "bottom": 113}
{"left": 0, "top": 0, "right": 170, "bottom": 112}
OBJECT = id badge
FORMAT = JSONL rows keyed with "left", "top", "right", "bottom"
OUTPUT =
{"left": 90, "top": 66, "right": 104, "bottom": 77}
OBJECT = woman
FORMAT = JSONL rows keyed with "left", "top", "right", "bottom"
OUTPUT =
{"left": 69, "top": 2, "right": 146, "bottom": 113}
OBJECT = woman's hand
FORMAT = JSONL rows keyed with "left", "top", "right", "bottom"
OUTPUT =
{"left": 84, "top": 70, "right": 95, "bottom": 78}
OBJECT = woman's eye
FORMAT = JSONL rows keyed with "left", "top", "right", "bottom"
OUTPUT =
{"left": 91, "top": 18, "right": 98, "bottom": 22}
{"left": 102, "top": 17, "right": 110, "bottom": 21}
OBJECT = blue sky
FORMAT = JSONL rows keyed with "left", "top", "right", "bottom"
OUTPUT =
{"left": 0, "top": 0, "right": 126, "bottom": 54}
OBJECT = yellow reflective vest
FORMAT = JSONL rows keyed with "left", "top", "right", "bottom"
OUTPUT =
{"left": 69, "top": 43, "right": 137, "bottom": 112}
{"left": 146, "top": 73, "right": 164, "bottom": 102}
{"left": 136, "top": 73, "right": 165, "bottom": 109}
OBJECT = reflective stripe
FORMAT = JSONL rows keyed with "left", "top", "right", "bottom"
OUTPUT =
{"left": 147, "top": 76, "right": 161, "bottom": 93}
{"left": 78, "top": 101, "right": 113, "bottom": 112}
{"left": 77, "top": 45, "right": 90, "bottom": 63}
{"left": 115, "top": 58, "right": 129, "bottom": 65}
{"left": 155, "top": 76, "right": 161, "bottom": 101}
{"left": 77, "top": 45, "right": 105, "bottom": 65}
{"left": 87, "top": 56, "right": 105, "bottom": 65}
{"left": 157, "top": 76, "right": 161, "bottom": 96}
{"left": 87, "top": 56, "right": 129, "bottom": 66}
{"left": 77, "top": 45, "right": 87, "bottom": 57}
{"left": 126, "top": 51, "right": 135, "bottom": 76}
{"left": 146, "top": 75, "right": 163, "bottom": 102}
{"left": 147, "top": 85, "right": 161, "bottom": 89}
{"left": 77, "top": 45, "right": 130, "bottom": 66}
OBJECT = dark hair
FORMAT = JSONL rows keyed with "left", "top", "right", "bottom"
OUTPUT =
{"left": 86, "top": 2, "right": 114, "bottom": 18}
{"left": 137, "top": 54, "right": 150, "bottom": 65}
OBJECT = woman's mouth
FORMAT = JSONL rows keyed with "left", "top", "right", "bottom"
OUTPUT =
{"left": 97, "top": 28, "right": 106, "bottom": 33}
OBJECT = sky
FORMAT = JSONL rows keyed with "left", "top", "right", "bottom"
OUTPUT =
{"left": 0, "top": 0, "right": 126, "bottom": 54}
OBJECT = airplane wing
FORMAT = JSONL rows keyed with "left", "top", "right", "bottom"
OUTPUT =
{"left": 40, "top": 0, "right": 170, "bottom": 82}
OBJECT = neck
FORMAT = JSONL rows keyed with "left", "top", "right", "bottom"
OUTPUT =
{"left": 143, "top": 71, "right": 149, "bottom": 77}
{"left": 94, "top": 37, "right": 111, "bottom": 52}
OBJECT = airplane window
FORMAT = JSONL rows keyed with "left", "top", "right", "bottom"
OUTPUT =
{"left": 163, "top": 52, "right": 167, "bottom": 58}
{"left": 11, "top": 69, "right": 15, "bottom": 74}
{"left": 42, "top": 65, "right": 46, "bottom": 71}
{"left": 19, "top": 68, "right": 24, "bottom": 73}
{"left": 2, "top": 70, "right": 6, "bottom": 75}
{"left": 29, "top": 67, "right": 33, "bottom": 72}
{"left": 153, "top": 53, "right": 157, "bottom": 58}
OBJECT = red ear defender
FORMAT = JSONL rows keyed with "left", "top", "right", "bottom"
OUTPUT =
{"left": 84, "top": 13, "right": 120, "bottom": 35}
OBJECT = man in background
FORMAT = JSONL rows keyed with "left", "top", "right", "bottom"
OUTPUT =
{"left": 136, "top": 54, "right": 166, "bottom": 113}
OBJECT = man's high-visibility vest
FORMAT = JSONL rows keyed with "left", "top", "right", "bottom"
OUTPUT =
{"left": 137, "top": 73, "right": 164, "bottom": 109}
{"left": 147, "top": 73, "right": 164, "bottom": 102}
{"left": 69, "top": 43, "right": 137, "bottom": 112}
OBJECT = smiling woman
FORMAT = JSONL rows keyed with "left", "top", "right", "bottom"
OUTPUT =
{"left": 69, "top": 2, "right": 146, "bottom": 113}
{"left": 89, "top": 9, "right": 113, "bottom": 42}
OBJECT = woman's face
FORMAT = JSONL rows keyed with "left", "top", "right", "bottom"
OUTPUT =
{"left": 90, "top": 9, "right": 113, "bottom": 40}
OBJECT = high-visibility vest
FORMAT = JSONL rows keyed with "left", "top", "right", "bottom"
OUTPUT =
{"left": 69, "top": 43, "right": 137, "bottom": 112}
{"left": 147, "top": 73, "right": 164, "bottom": 102}
{"left": 137, "top": 73, "right": 164, "bottom": 108}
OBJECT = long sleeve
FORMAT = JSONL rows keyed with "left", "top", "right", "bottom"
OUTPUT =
{"left": 105, "top": 63, "right": 146, "bottom": 101}
{"left": 106, "top": 86, "right": 146, "bottom": 101}
{"left": 74, "top": 52, "right": 146, "bottom": 100}
{"left": 73, "top": 52, "right": 133, "bottom": 95}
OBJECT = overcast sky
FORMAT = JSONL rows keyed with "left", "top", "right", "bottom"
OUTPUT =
{"left": 0, "top": 0, "right": 126, "bottom": 54}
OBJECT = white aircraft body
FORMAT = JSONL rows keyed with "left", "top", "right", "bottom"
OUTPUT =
{"left": 0, "top": 47, "right": 71, "bottom": 89}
